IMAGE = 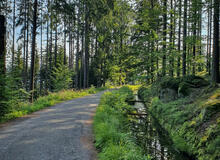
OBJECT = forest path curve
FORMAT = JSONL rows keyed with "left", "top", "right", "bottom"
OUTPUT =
{"left": 0, "top": 92, "right": 104, "bottom": 160}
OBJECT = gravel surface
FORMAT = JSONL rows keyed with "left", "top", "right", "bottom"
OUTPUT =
{"left": 0, "top": 92, "right": 103, "bottom": 160}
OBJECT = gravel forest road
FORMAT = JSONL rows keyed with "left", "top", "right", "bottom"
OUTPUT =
{"left": 0, "top": 92, "right": 103, "bottom": 160}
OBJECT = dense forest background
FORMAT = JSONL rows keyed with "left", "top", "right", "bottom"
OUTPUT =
{"left": 0, "top": 0, "right": 219, "bottom": 115}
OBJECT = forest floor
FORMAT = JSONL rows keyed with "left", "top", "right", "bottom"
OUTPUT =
{"left": 0, "top": 92, "right": 104, "bottom": 160}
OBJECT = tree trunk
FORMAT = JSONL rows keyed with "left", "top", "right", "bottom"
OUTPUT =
{"left": 64, "top": 21, "right": 67, "bottom": 65}
{"left": 69, "top": 27, "right": 72, "bottom": 69}
{"left": 182, "top": 0, "right": 187, "bottom": 76}
{"left": 192, "top": 1, "right": 197, "bottom": 75}
{"left": 29, "top": 0, "right": 38, "bottom": 102}
{"left": 197, "top": 1, "right": 202, "bottom": 72}
{"left": 84, "top": 2, "right": 89, "bottom": 89}
{"left": 207, "top": 3, "right": 211, "bottom": 74}
{"left": 75, "top": 7, "right": 80, "bottom": 89}
{"left": 0, "top": 15, "right": 7, "bottom": 115}
{"left": 177, "top": 0, "right": 182, "bottom": 77}
{"left": 169, "top": 0, "right": 174, "bottom": 77}
{"left": 208, "top": 2, "right": 212, "bottom": 75}
{"left": 49, "top": 2, "right": 53, "bottom": 91}
{"left": 40, "top": 1, "right": 43, "bottom": 95}
{"left": 212, "top": 0, "right": 220, "bottom": 83}
{"left": 162, "top": 0, "right": 167, "bottom": 76}
{"left": 80, "top": 23, "right": 85, "bottom": 89}
{"left": 12, "top": 0, "right": 16, "bottom": 68}
{"left": 23, "top": 0, "right": 27, "bottom": 86}
{"left": 25, "top": 0, "right": 30, "bottom": 91}
{"left": 55, "top": 22, "right": 58, "bottom": 68}
{"left": 46, "top": 12, "right": 49, "bottom": 92}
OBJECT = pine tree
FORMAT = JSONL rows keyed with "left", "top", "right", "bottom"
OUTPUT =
{"left": 30, "top": 0, "right": 38, "bottom": 102}
{"left": 0, "top": 15, "right": 7, "bottom": 116}
{"left": 182, "top": 0, "right": 187, "bottom": 76}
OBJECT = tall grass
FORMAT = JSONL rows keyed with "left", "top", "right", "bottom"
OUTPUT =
{"left": 93, "top": 87, "right": 150, "bottom": 160}
{"left": 0, "top": 87, "right": 107, "bottom": 123}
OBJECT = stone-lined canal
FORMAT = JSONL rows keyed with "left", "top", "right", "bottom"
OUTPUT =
{"left": 130, "top": 95, "right": 194, "bottom": 160}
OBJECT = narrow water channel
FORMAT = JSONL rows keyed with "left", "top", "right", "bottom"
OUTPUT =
{"left": 130, "top": 95, "right": 194, "bottom": 160}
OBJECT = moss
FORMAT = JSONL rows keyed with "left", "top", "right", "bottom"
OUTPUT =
{"left": 157, "top": 76, "right": 209, "bottom": 99}
{"left": 138, "top": 83, "right": 220, "bottom": 160}
{"left": 159, "top": 76, "right": 180, "bottom": 90}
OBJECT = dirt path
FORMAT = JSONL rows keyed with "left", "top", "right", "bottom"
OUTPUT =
{"left": 0, "top": 92, "right": 103, "bottom": 160}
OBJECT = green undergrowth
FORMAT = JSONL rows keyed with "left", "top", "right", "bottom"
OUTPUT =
{"left": 138, "top": 76, "right": 220, "bottom": 160}
{"left": 93, "top": 86, "right": 150, "bottom": 160}
{"left": 0, "top": 87, "right": 107, "bottom": 123}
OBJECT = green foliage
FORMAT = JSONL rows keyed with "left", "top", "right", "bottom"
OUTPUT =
{"left": 137, "top": 86, "right": 152, "bottom": 102}
{"left": 88, "top": 85, "right": 97, "bottom": 94}
{"left": 118, "top": 86, "right": 135, "bottom": 102}
{"left": 124, "top": 85, "right": 141, "bottom": 92}
{"left": 1, "top": 47, "right": 25, "bottom": 116}
{"left": 0, "top": 87, "right": 107, "bottom": 123}
{"left": 158, "top": 75, "right": 208, "bottom": 90}
{"left": 94, "top": 88, "right": 150, "bottom": 160}
{"left": 88, "top": 85, "right": 108, "bottom": 94}
{"left": 156, "top": 75, "right": 209, "bottom": 98}
{"left": 51, "top": 64, "right": 73, "bottom": 92}
{"left": 109, "top": 65, "right": 126, "bottom": 85}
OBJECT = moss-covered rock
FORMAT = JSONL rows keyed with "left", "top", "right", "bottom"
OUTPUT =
{"left": 159, "top": 88, "right": 178, "bottom": 102}
{"left": 157, "top": 76, "right": 209, "bottom": 101}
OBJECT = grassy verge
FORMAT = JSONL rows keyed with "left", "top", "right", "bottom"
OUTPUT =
{"left": 0, "top": 87, "right": 107, "bottom": 123}
{"left": 138, "top": 77, "right": 220, "bottom": 160}
{"left": 93, "top": 86, "right": 150, "bottom": 160}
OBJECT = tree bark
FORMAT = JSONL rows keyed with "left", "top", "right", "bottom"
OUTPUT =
{"left": 46, "top": 11, "right": 49, "bottom": 92}
{"left": 162, "top": 0, "right": 167, "bottom": 76}
{"left": 25, "top": 0, "right": 30, "bottom": 91}
{"left": 207, "top": 3, "right": 211, "bottom": 74}
{"left": 75, "top": 7, "right": 80, "bottom": 89}
{"left": 64, "top": 21, "right": 67, "bottom": 65}
{"left": 55, "top": 18, "right": 58, "bottom": 68}
{"left": 182, "top": 0, "right": 187, "bottom": 76}
{"left": 84, "top": 1, "right": 89, "bottom": 88}
{"left": 169, "top": 0, "right": 174, "bottom": 77}
{"left": 212, "top": 0, "right": 220, "bottom": 83}
{"left": 192, "top": 1, "right": 197, "bottom": 75}
{"left": 23, "top": 0, "right": 27, "bottom": 86}
{"left": 177, "top": 0, "right": 182, "bottom": 77}
{"left": 29, "top": 0, "right": 38, "bottom": 102}
{"left": 208, "top": 2, "right": 212, "bottom": 75}
{"left": 0, "top": 15, "right": 7, "bottom": 115}
{"left": 12, "top": 0, "right": 16, "bottom": 68}
{"left": 40, "top": 0, "right": 43, "bottom": 95}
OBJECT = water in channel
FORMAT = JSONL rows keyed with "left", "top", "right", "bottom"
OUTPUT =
{"left": 130, "top": 95, "right": 194, "bottom": 160}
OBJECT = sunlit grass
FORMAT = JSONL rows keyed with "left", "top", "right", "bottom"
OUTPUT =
{"left": 0, "top": 87, "right": 107, "bottom": 123}
{"left": 93, "top": 87, "right": 150, "bottom": 160}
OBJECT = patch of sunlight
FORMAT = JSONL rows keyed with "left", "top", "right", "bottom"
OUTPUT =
{"left": 56, "top": 125, "right": 76, "bottom": 130}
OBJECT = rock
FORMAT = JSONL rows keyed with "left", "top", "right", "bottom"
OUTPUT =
{"left": 159, "top": 88, "right": 178, "bottom": 102}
